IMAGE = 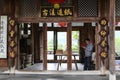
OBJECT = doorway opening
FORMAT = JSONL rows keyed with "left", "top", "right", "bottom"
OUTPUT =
{"left": 18, "top": 22, "right": 96, "bottom": 71}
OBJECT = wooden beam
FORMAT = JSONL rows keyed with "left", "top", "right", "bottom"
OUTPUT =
{"left": 18, "top": 17, "right": 99, "bottom": 23}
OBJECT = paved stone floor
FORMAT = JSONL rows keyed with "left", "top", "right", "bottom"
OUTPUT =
{"left": 23, "top": 63, "right": 84, "bottom": 71}
{"left": 0, "top": 62, "right": 120, "bottom": 80}
{"left": 0, "top": 74, "right": 109, "bottom": 80}
{"left": 0, "top": 74, "right": 120, "bottom": 80}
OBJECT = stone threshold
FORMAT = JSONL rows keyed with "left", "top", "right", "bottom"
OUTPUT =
{"left": 1, "top": 70, "right": 110, "bottom": 75}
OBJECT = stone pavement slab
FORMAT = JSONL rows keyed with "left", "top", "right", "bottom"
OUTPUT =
{"left": 0, "top": 74, "right": 109, "bottom": 80}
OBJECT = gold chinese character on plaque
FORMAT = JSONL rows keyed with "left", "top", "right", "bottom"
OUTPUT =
{"left": 9, "top": 19, "right": 15, "bottom": 26}
{"left": 99, "top": 29, "right": 108, "bottom": 38}
{"left": 42, "top": 9, "right": 48, "bottom": 16}
{"left": 9, "top": 40, "right": 16, "bottom": 48}
{"left": 99, "top": 18, "right": 108, "bottom": 26}
{"left": 100, "top": 51, "right": 108, "bottom": 59}
{"left": 57, "top": 8, "right": 64, "bottom": 16}
{"left": 49, "top": 9, "right": 55, "bottom": 16}
{"left": 64, "top": 9, "right": 72, "bottom": 16}
{"left": 9, "top": 30, "right": 16, "bottom": 38}
{"left": 99, "top": 39, "right": 107, "bottom": 48}
{"left": 9, "top": 51, "right": 16, "bottom": 58}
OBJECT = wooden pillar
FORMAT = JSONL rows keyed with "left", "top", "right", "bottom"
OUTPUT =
{"left": 33, "top": 23, "right": 40, "bottom": 62}
{"left": 97, "top": 0, "right": 103, "bottom": 70}
{"left": 8, "top": 17, "right": 17, "bottom": 74}
{"left": 31, "top": 24, "right": 35, "bottom": 64}
{"left": 97, "top": 0, "right": 109, "bottom": 71}
{"left": 43, "top": 23, "right": 47, "bottom": 70}
{"left": 72, "top": 0, "right": 78, "bottom": 17}
{"left": 95, "top": 24, "right": 100, "bottom": 70}
{"left": 109, "top": 0, "right": 116, "bottom": 80}
{"left": 8, "top": 0, "right": 18, "bottom": 74}
{"left": 67, "top": 22, "right": 72, "bottom": 70}
{"left": 54, "top": 31, "right": 57, "bottom": 60}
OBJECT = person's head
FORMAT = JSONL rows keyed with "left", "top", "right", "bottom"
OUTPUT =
{"left": 84, "top": 38, "right": 90, "bottom": 44}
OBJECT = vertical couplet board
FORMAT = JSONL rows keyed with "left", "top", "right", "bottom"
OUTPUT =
{"left": 99, "top": 17, "right": 108, "bottom": 71}
{"left": 8, "top": 16, "right": 17, "bottom": 73}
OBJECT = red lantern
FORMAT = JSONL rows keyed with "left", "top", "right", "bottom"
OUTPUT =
{"left": 58, "top": 22, "right": 67, "bottom": 27}
{"left": 48, "top": 0, "right": 65, "bottom": 4}
{"left": 48, "top": 0, "right": 65, "bottom": 8}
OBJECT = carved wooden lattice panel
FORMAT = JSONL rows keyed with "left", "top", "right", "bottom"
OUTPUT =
{"left": 78, "top": 0, "right": 98, "bottom": 17}
{"left": 116, "top": 0, "right": 120, "bottom": 16}
{"left": 19, "top": 0, "right": 38, "bottom": 17}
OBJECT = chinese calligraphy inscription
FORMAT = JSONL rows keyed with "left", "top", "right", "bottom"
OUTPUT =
{"left": 41, "top": 7, "right": 73, "bottom": 17}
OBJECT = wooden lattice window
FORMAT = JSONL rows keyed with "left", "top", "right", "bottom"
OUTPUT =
{"left": 116, "top": 0, "right": 120, "bottom": 16}
{"left": 19, "top": 0, "right": 38, "bottom": 17}
{"left": 78, "top": 0, "right": 98, "bottom": 17}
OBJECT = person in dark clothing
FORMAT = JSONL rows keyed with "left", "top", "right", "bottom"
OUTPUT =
{"left": 82, "top": 38, "right": 93, "bottom": 70}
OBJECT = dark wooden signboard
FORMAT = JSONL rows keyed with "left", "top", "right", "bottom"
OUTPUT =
{"left": 41, "top": 7, "right": 74, "bottom": 17}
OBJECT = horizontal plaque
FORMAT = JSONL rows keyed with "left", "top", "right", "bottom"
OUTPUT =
{"left": 41, "top": 7, "right": 73, "bottom": 17}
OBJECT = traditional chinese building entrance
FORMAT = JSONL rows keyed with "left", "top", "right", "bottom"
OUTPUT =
{"left": 0, "top": 0, "right": 118, "bottom": 80}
